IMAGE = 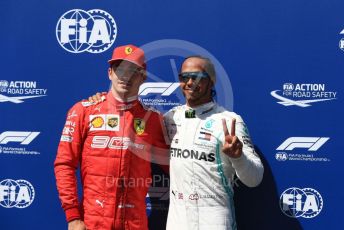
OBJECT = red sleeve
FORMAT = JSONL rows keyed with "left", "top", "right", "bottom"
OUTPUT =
{"left": 151, "top": 113, "right": 170, "bottom": 173}
{"left": 54, "top": 102, "right": 86, "bottom": 222}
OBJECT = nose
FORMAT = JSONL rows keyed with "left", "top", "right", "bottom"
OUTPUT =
{"left": 186, "top": 78, "right": 201, "bottom": 90}
{"left": 118, "top": 74, "right": 132, "bottom": 82}
{"left": 186, "top": 77, "right": 195, "bottom": 86}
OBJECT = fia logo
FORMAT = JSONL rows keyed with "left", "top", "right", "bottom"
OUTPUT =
{"left": 283, "top": 83, "right": 294, "bottom": 91}
{"left": 0, "top": 179, "right": 35, "bottom": 208}
{"left": 340, "top": 29, "right": 344, "bottom": 51}
{"left": 56, "top": 9, "right": 117, "bottom": 53}
{"left": 275, "top": 152, "right": 288, "bottom": 161}
{"left": 280, "top": 187, "right": 323, "bottom": 218}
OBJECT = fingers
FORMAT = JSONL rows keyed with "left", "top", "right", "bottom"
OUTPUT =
{"left": 222, "top": 135, "right": 243, "bottom": 158}
{"left": 231, "top": 118, "right": 236, "bottom": 136}
{"left": 95, "top": 92, "right": 102, "bottom": 102}
{"left": 88, "top": 92, "right": 103, "bottom": 103}
{"left": 223, "top": 118, "right": 236, "bottom": 137}
{"left": 224, "top": 135, "right": 239, "bottom": 146}
{"left": 92, "top": 95, "right": 99, "bottom": 102}
{"left": 222, "top": 118, "right": 229, "bottom": 136}
{"left": 222, "top": 119, "right": 242, "bottom": 158}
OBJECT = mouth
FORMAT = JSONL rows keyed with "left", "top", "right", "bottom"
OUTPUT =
{"left": 184, "top": 87, "right": 199, "bottom": 93}
{"left": 118, "top": 82, "right": 132, "bottom": 87}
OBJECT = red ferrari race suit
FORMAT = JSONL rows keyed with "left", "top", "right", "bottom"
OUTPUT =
{"left": 54, "top": 92, "right": 169, "bottom": 230}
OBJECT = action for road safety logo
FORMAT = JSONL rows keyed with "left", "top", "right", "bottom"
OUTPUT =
{"left": 271, "top": 83, "right": 337, "bottom": 107}
{"left": 0, "top": 80, "right": 47, "bottom": 104}
{"left": 339, "top": 29, "right": 344, "bottom": 52}
{"left": 56, "top": 9, "right": 117, "bottom": 53}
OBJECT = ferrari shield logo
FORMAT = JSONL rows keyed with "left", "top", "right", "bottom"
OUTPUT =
{"left": 134, "top": 118, "right": 145, "bottom": 135}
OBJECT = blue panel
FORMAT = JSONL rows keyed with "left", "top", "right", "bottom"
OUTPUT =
{"left": 1, "top": 0, "right": 343, "bottom": 229}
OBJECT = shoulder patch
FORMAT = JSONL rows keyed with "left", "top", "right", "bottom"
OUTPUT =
{"left": 81, "top": 101, "right": 96, "bottom": 107}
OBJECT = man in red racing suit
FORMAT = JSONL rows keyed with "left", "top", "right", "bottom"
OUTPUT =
{"left": 54, "top": 44, "right": 169, "bottom": 230}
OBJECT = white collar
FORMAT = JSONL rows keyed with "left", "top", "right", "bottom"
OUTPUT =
{"left": 114, "top": 95, "right": 138, "bottom": 102}
{"left": 185, "top": 101, "right": 216, "bottom": 116}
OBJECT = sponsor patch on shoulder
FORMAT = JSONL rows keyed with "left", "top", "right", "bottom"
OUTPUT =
{"left": 60, "top": 135, "right": 73, "bottom": 142}
{"left": 81, "top": 101, "right": 95, "bottom": 107}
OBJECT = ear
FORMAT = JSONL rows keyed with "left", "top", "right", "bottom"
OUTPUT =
{"left": 108, "top": 67, "right": 112, "bottom": 80}
{"left": 208, "top": 80, "right": 214, "bottom": 95}
{"left": 141, "top": 70, "right": 147, "bottom": 82}
{"left": 210, "top": 80, "right": 214, "bottom": 88}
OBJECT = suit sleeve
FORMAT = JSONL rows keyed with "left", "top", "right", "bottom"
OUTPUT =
{"left": 163, "top": 109, "right": 174, "bottom": 145}
{"left": 151, "top": 112, "right": 170, "bottom": 171}
{"left": 226, "top": 115, "right": 264, "bottom": 187}
{"left": 54, "top": 102, "right": 86, "bottom": 222}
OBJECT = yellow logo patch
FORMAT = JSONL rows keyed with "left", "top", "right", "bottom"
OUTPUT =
{"left": 125, "top": 46, "right": 133, "bottom": 55}
{"left": 134, "top": 118, "right": 145, "bottom": 135}
{"left": 91, "top": 116, "right": 104, "bottom": 128}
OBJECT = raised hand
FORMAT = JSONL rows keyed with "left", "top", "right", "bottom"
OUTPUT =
{"left": 221, "top": 118, "right": 243, "bottom": 158}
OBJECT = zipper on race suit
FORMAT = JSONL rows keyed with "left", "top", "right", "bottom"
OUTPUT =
{"left": 118, "top": 109, "right": 126, "bottom": 229}
{"left": 119, "top": 177, "right": 125, "bottom": 228}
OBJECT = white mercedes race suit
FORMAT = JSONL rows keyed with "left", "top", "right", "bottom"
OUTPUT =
{"left": 164, "top": 101, "right": 264, "bottom": 230}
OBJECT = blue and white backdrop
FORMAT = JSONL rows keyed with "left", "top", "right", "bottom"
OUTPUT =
{"left": 1, "top": 0, "right": 343, "bottom": 229}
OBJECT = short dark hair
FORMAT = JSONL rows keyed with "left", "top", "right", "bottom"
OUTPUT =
{"left": 181, "top": 55, "right": 216, "bottom": 83}
{"left": 182, "top": 55, "right": 217, "bottom": 98}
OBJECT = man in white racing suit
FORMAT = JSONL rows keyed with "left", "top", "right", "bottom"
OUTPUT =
{"left": 164, "top": 56, "right": 264, "bottom": 230}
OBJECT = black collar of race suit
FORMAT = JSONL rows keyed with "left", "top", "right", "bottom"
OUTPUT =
{"left": 185, "top": 101, "right": 216, "bottom": 118}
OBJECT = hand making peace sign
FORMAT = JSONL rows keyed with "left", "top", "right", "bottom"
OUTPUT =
{"left": 222, "top": 118, "right": 243, "bottom": 158}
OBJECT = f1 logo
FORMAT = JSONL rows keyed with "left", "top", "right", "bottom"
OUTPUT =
{"left": 139, "top": 83, "right": 179, "bottom": 96}
{"left": 277, "top": 137, "right": 329, "bottom": 151}
{"left": 0, "top": 131, "right": 40, "bottom": 145}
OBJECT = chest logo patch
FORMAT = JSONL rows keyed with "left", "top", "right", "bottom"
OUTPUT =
{"left": 91, "top": 116, "right": 104, "bottom": 128}
{"left": 134, "top": 118, "right": 145, "bottom": 135}
{"left": 107, "top": 117, "right": 118, "bottom": 128}
{"left": 89, "top": 114, "right": 120, "bottom": 131}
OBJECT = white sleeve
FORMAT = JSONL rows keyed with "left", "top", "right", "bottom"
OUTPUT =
{"left": 163, "top": 109, "right": 175, "bottom": 145}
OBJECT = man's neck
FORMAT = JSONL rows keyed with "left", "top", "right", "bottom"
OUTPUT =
{"left": 110, "top": 89, "right": 137, "bottom": 102}
{"left": 186, "top": 98, "right": 213, "bottom": 108}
